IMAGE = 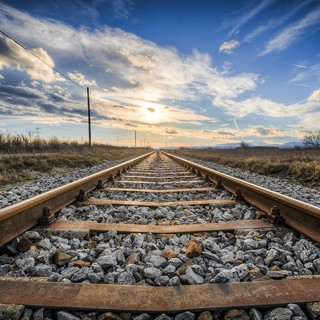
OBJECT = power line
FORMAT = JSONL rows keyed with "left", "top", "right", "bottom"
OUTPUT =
{"left": 0, "top": 29, "right": 86, "bottom": 90}
{"left": 0, "top": 30, "right": 128, "bottom": 113}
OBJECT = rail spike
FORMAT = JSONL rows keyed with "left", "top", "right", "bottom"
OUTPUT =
{"left": 268, "top": 205, "right": 284, "bottom": 225}
{"left": 38, "top": 206, "right": 56, "bottom": 227}
{"left": 216, "top": 179, "right": 223, "bottom": 189}
{"left": 96, "top": 179, "right": 104, "bottom": 189}
{"left": 77, "top": 188, "right": 88, "bottom": 202}
{"left": 234, "top": 188, "right": 244, "bottom": 202}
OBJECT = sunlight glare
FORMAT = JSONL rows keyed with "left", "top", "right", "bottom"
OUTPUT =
{"left": 144, "top": 106, "right": 162, "bottom": 123}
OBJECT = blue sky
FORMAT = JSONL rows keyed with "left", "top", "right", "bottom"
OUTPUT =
{"left": 0, "top": 0, "right": 319, "bottom": 147}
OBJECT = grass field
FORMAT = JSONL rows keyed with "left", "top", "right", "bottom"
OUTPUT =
{"left": 0, "top": 134, "right": 150, "bottom": 188}
{"left": 172, "top": 147, "right": 320, "bottom": 189}
{"left": 0, "top": 147, "right": 150, "bottom": 188}
{"left": 1, "top": 133, "right": 319, "bottom": 190}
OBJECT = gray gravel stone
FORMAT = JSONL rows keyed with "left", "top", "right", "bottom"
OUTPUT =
{"left": 154, "top": 314, "right": 172, "bottom": 320}
{"left": 37, "top": 239, "right": 52, "bottom": 250}
{"left": 264, "top": 249, "right": 278, "bottom": 265}
{"left": 313, "top": 258, "right": 320, "bottom": 272}
{"left": 61, "top": 267, "right": 79, "bottom": 279}
{"left": 154, "top": 275, "right": 170, "bottom": 286}
{"left": 96, "top": 255, "right": 117, "bottom": 270}
{"left": 306, "top": 302, "right": 320, "bottom": 319}
{"left": 286, "top": 304, "right": 308, "bottom": 320}
{"left": 264, "top": 307, "right": 293, "bottom": 320}
{"left": 57, "top": 311, "right": 80, "bottom": 320}
{"left": 169, "top": 276, "right": 181, "bottom": 286}
{"left": 117, "top": 271, "right": 136, "bottom": 285}
{"left": 16, "top": 257, "right": 35, "bottom": 271}
{"left": 249, "top": 308, "right": 263, "bottom": 320}
{"left": 266, "top": 270, "right": 291, "bottom": 279}
{"left": 23, "top": 231, "right": 41, "bottom": 241}
{"left": 0, "top": 303, "right": 25, "bottom": 320}
{"left": 175, "top": 311, "right": 195, "bottom": 320}
{"left": 148, "top": 255, "right": 167, "bottom": 268}
{"left": 71, "top": 267, "right": 91, "bottom": 282}
{"left": 0, "top": 264, "right": 9, "bottom": 275}
{"left": 33, "top": 308, "right": 45, "bottom": 320}
{"left": 185, "top": 267, "right": 204, "bottom": 284}
{"left": 132, "top": 314, "right": 152, "bottom": 320}
{"left": 143, "top": 267, "right": 162, "bottom": 279}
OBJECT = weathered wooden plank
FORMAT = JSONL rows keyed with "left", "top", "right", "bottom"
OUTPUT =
{"left": 49, "top": 220, "right": 273, "bottom": 233}
{"left": 103, "top": 187, "right": 217, "bottom": 193}
{"left": 113, "top": 180, "right": 205, "bottom": 185}
{"left": 0, "top": 279, "right": 320, "bottom": 312}
{"left": 121, "top": 175, "right": 196, "bottom": 179}
{"left": 86, "top": 198, "right": 235, "bottom": 207}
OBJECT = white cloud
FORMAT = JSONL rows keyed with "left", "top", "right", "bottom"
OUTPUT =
{"left": 67, "top": 72, "right": 97, "bottom": 87}
{"left": 124, "top": 53, "right": 157, "bottom": 70}
{"left": 308, "top": 89, "right": 320, "bottom": 101}
{"left": 0, "top": 4, "right": 258, "bottom": 107}
{"left": 0, "top": 36, "right": 63, "bottom": 83}
{"left": 213, "top": 94, "right": 316, "bottom": 120}
{"left": 260, "top": 7, "right": 320, "bottom": 56}
{"left": 219, "top": 40, "right": 240, "bottom": 54}
{"left": 1, "top": 3, "right": 317, "bottom": 143}
{"left": 0, "top": 74, "right": 3, "bottom": 80}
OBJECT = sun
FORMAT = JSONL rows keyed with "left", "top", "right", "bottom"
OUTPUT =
{"left": 143, "top": 106, "right": 162, "bottom": 124}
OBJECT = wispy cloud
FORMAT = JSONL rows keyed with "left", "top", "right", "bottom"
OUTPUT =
{"left": 260, "top": 6, "right": 320, "bottom": 55}
{"left": 293, "top": 83, "right": 311, "bottom": 88}
{"left": 111, "top": 0, "right": 135, "bottom": 20}
{"left": 165, "top": 128, "right": 179, "bottom": 135}
{"left": 290, "top": 63, "right": 320, "bottom": 83}
{"left": 244, "top": 0, "right": 312, "bottom": 42}
{"left": 290, "top": 64, "right": 308, "bottom": 69}
{"left": 219, "top": 40, "right": 240, "bottom": 54}
{"left": 227, "top": 0, "right": 275, "bottom": 38}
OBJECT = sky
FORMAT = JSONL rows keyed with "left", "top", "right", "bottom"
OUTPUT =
{"left": 0, "top": 0, "right": 319, "bottom": 148}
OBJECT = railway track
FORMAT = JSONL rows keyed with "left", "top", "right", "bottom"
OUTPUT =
{"left": 0, "top": 150, "right": 320, "bottom": 319}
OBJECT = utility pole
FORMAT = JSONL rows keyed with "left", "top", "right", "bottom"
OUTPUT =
{"left": 135, "top": 130, "right": 136, "bottom": 148}
{"left": 144, "top": 138, "right": 145, "bottom": 148}
{"left": 35, "top": 126, "right": 40, "bottom": 138}
{"left": 87, "top": 87, "right": 92, "bottom": 151}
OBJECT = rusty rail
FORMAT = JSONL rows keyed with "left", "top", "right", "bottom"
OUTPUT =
{"left": 163, "top": 151, "right": 320, "bottom": 243}
{"left": 0, "top": 151, "right": 154, "bottom": 247}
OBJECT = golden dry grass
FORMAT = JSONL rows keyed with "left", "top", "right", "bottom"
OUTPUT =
{"left": 172, "top": 147, "right": 320, "bottom": 188}
{"left": 0, "top": 147, "right": 150, "bottom": 188}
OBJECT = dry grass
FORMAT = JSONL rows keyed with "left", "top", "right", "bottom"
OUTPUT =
{"left": 172, "top": 147, "right": 320, "bottom": 188}
{"left": 0, "top": 134, "right": 151, "bottom": 188}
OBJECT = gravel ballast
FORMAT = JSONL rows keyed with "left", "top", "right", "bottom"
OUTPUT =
{"left": 0, "top": 152, "right": 319, "bottom": 319}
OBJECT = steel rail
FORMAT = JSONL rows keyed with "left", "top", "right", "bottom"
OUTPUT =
{"left": 162, "top": 151, "right": 320, "bottom": 243}
{"left": 0, "top": 151, "right": 154, "bottom": 247}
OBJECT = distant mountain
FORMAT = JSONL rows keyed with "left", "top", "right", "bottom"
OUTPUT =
{"left": 279, "top": 141, "right": 304, "bottom": 148}
{"left": 187, "top": 141, "right": 305, "bottom": 149}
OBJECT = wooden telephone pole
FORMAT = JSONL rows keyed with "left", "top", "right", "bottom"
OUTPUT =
{"left": 87, "top": 87, "right": 92, "bottom": 151}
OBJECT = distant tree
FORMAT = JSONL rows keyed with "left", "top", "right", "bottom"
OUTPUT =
{"left": 303, "top": 130, "right": 320, "bottom": 148}
{"left": 240, "top": 141, "right": 250, "bottom": 148}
